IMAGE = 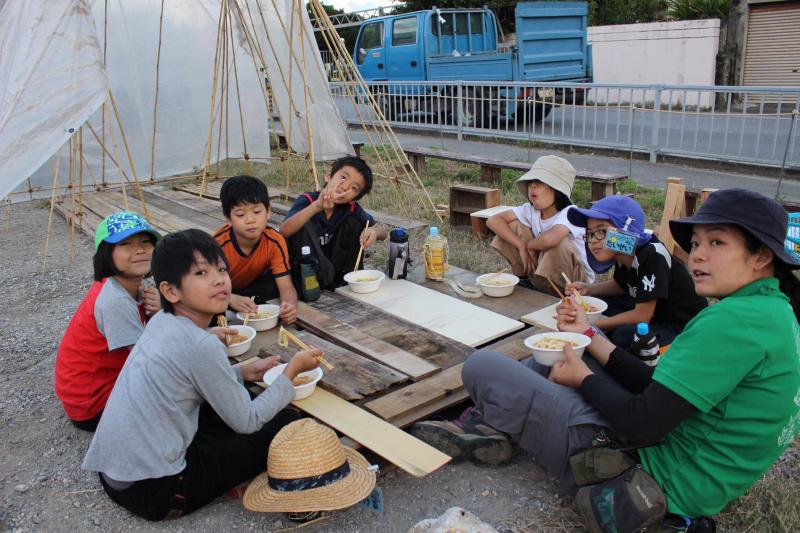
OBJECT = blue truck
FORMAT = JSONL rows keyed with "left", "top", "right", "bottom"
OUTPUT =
{"left": 352, "top": 2, "right": 592, "bottom": 125}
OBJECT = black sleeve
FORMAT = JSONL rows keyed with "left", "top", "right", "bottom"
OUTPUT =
{"left": 579, "top": 375, "right": 696, "bottom": 445}
{"left": 603, "top": 347, "right": 655, "bottom": 393}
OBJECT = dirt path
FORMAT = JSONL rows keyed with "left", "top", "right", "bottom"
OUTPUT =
{"left": 0, "top": 203, "right": 578, "bottom": 533}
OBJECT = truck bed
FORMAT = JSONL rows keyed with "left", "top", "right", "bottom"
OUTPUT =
{"left": 427, "top": 51, "right": 514, "bottom": 82}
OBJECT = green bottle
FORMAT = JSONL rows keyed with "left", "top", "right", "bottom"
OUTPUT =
{"left": 299, "top": 246, "right": 321, "bottom": 302}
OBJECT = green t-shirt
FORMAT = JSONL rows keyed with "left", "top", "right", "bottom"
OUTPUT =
{"left": 638, "top": 277, "right": 800, "bottom": 517}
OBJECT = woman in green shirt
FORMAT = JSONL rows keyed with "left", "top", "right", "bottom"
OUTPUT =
{"left": 412, "top": 188, "right": 800, "bottom": 529}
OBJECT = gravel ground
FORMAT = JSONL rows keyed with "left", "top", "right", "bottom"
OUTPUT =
{"left": 0, "top": 203, "right": 578, "bottom": 533}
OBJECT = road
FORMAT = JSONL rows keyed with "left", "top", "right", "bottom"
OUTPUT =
{"left": 334, "top": 95, "right": 800, "bottom": 169}
{"left": 347, "top": 128, "right": 800, "bottom": 202}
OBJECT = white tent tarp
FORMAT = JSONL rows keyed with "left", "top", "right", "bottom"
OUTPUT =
{"left": 0, "top": 0, "right": 353, "bottom": 203}
{"left": 237, "top": 0, "right": 354, "bottom": 161}
{"left": 0, "top": 0, "right": 108, "bottom": 201}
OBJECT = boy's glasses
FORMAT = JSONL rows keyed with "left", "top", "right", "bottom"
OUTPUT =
{"left": 583, "top": 229, "right": 608, "bottom": 243}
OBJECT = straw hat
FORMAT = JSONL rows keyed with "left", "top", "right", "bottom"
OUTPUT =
{"left": 243, "top": 419, "right": 376, "bottom": 512}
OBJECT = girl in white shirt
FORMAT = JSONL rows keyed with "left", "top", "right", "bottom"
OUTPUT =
{"left": 487, "top": 155, "right": 593, "bottom": 293}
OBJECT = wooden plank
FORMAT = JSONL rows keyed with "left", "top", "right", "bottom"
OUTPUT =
{"left": 295, "top": 301, "right": 440, "bottom": 381}
{"left": 336, "top": 279, "right": 525, "bottom": 347}
{"left": 366, "top": 364, "right": 463, "bottom": 421}
{"left": 371, "top": 327, "right": 542, "bottom": 427}
{"left": 245, "top": 326, "right": 408, "bottom": 401}
{"left": 657, "top": 177, "right": 687, "bottom": 259}
{"left": 307, "top": 291, "right": 473, "bottom": 370}
{"left": 289, "top": 387, "right": 452, "bottom": 478}
{"left": 410, "top": 265, "right": 559, "bottom": 322}
{"left": 104, "top": 191, "right": 191, "bottom": 234}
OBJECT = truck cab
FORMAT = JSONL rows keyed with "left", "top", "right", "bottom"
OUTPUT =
{"left": 354, "top": 7, "right": 502, "bottom": 82}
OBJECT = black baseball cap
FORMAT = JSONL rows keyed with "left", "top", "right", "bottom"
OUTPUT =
{"left": 669, "top": 188, "right": 799, "bottom": 267}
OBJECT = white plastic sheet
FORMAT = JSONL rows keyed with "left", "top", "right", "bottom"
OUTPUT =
{"left": 239, "top": 0, "right": 354, "bottom": 160}
{"left": 0, "top": 0, "right": 108, "bottom": 202}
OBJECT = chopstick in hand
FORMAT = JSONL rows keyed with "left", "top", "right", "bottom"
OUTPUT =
{"left": 546, "top": 276, "right": 566, "bottom": 301}
{"left": 560, "top": 272, "right": 589, "bottom": 311}
{"left": 218, "top": 315, "right": 231, "bottom": 344}
{"left": 242, "top": 296, "right": 256, "bottom": 327}
{"left": 352, "top": 220, "right": 370, "bottom": 273}
{"left": 278, "top": 326, "right": 335, "bottom": 371}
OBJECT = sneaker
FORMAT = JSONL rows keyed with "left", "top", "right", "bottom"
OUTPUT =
{"left": 410, "top": 407, "right": 512, "bottom": 465}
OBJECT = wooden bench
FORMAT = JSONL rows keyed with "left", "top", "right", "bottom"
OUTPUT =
{"left": 273, "top": 127, "right": 364, "bottom": 158}
{"left": 449, "top": 184, "right": 500, "bottom": 227}
{"left": 405, "top": 146, "right": 628, "bottom": 201}
{"left": 685, "top": 186, "right": 800, "bottom": 214}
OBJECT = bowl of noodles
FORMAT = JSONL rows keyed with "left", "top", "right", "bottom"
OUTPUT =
{"left": 574, "top": 296, "right": 608, "bottom": 324}
{"left": 523, "top": 331, "right": 592, "bottom": 366}
{"left": 262, "top": 363, "right": 324, "bottom": 400}
{"left": 225, "top": 325, "right": 257, "bottom": 357}
{"left": 236, "top": 304, "right": 280, "bottom": 331}
{"left": 343, "top": 269, "right": 385, "bottom": 294}
{"left": 476, "top": 273, "right": 520, "bottom": 297}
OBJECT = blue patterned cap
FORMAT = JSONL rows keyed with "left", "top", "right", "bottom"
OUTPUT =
{"left": 94, "top": 211, "right": 160, "bottom": 250}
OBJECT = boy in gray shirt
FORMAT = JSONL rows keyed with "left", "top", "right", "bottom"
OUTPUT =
{"left": 83, "top": 229, "right": 321, "bottom": 521}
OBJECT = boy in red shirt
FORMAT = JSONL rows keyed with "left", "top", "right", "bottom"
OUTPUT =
{"left": 212, "top": 176, "right": 297, "bottom": 323}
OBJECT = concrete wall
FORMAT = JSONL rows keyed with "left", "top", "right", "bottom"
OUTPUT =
{"left": 588, "top": 19, "right": 721, "bottom": 107}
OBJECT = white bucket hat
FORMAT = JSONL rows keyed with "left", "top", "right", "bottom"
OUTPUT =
{"left": 515, "top": 155, "right": 576, "bottom": 200}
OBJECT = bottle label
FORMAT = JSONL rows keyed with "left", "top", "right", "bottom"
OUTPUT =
{"left": 304, "top": 275, "right": 319, "bottom": 291}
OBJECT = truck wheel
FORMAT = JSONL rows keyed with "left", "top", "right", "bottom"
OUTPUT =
{"left": 514, "top": 102, "right": 553, "bottom": 128}
{"left": 370, "top": 87, "right": 394, "bottom": 121}
{"left": 455, "top": 87, "right": 490, "bottom": 128}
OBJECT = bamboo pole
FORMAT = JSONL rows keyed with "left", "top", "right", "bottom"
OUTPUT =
{"left": 42, "top": 147, "right": 63, "bottom": 274}
{"left": 200, "top": 0, "right": 227, "bottom": 196}
{"left": 149, "top": 0, "right": 165, "bottom": 183}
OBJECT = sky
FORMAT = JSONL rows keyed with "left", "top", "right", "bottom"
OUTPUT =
{"left": 322, "top": 0, "right": 401, "bottom": 15}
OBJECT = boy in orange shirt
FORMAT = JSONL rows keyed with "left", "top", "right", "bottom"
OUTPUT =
{"left": 212, "top": 176, "right": 297, "bottom": 323}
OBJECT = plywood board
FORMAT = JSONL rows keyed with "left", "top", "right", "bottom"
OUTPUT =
{"left": 295, "top": 301, "right": 440, "bottom": 381}
{"left": 520, "top": 302, "right": 560, "bottom": 331}
{"left": 290, "top": 387, "right": 452, "bottom": 477}
{"left": 409, "top": 266, "right": 559, "bottom": 322}
{"left": 336, "top": 279, "right": 524, "bottom": 347}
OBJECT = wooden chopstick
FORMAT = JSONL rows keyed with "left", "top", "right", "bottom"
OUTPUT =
{"left": 218, "top": 315, "right": 231, "bottom": 344}
{"left": 560, "top": 272, "right": 590, "bottom": 311}
{"left": 278, "top": 326, "right": 335, "bottom": 371}
{"left": 352, "top": 220, "right": 370, "bottom": 273}
{"left": 242, "top": 296, "right": 256, "bottom": 327}
{"left": 484, "top": 267, "right": 508, "bottom": 282}
{"left": 546, "top": 276, "right": 566, "bottom": 301}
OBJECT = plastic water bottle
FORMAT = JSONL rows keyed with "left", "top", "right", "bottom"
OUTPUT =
{"left": 299, "top": 246, "right": 321, "bottom": 302}
{"left": 423, "top": 226, "right": 448, "bottom": 281}
{"left": 631, "top": 323, "right": 660, "bottom": 367}
{"left": 387, "top": 228, "right": 410, "bottom": 280}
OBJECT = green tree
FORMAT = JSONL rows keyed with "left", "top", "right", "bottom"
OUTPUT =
{"left": 667, "top": 0, "right": 729, "bottom": 20}
{"left": 308, "top": 2, "right": 360, "bottom": 56}
{"left": 588, "top": 0, "right": 667, "bottom": 25}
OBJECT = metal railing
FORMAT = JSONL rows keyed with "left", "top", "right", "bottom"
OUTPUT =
{"left": 330, "top": 81, "right": 800, "bottom": 169}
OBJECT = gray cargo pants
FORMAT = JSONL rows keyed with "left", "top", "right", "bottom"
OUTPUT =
{"left": 462, "top": 349, "right": 619, "bottom": 495}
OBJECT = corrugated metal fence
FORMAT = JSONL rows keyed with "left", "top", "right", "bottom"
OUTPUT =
{"left": 330, "top": 81, "right": 800, "bottom": 169}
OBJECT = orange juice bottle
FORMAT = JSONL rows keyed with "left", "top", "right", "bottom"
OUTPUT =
{"left": 423, "top": 226, "right": 448, "bottom": 280}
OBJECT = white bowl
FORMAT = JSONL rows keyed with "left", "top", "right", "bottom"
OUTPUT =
{"left": 476, "top": 273, "right": 520, "bottom": 297}
{"left": 578, "top": 296, "right": 608, "bottom": 324}
{"left": 236, "top": 304, "right": 280, "bottom": 331}
{"left": 262, "top": 363, "right": 324, "bottom": 400}
{"left": 343, "top": 269, "right": 385, "bottom": 294}
{"left": 524, "top": 331, "right": 592, "bottom": 366}
{"left": 225, "top": 325, "right": 256, "bottom": 357}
